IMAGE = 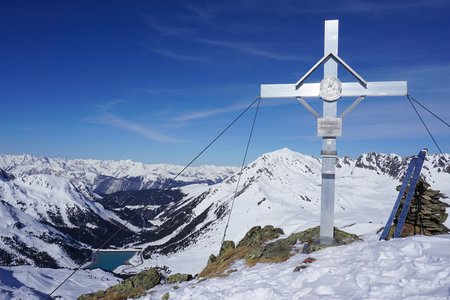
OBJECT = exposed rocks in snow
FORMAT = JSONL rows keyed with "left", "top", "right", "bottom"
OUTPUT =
{"left": 219, "top": 240, "right": 235, "bottom": 256}
{"left": 237, "top": 225, "right": 284, "bottom": 248}
{"left": 291, "top": 226, "right": 361, "bottom": 254}
{"left": 0, "top": 169, "right": 15, "bottom": 181}
{"left": 166, "top": 273, "right": 193, "bottom": 284}
{"left": 199, "top": 225, "right": 360, "bottom": 278}
{"left": 355, "top": 152, "right": 405, "bottom": 177}
{"left": 79, "top": 268, "right": 161, "bottom": 300}
{"left": 388, "top": 179, "right": 450, "bottom": 238}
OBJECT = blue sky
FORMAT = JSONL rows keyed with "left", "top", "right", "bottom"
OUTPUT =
{"left": 1, "top": 0, "right": 449, "bottom": 165}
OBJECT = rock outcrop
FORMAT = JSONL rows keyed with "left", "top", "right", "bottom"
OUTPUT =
{"left": 200, "top": 225, "right": 360, "bottom": 278}
{"left": 78, "top": 268, "right": 160, "bottom": 300}
{"left": 388, "top": 179, "right": 449, "bottom": 238}
{"left": 0, "top": 169, "right": 14, "bottom": 181}
{"left": 166, "top": 273, "right": 193, "bottom": 284}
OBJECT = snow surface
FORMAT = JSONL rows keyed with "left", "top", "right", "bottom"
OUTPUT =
{"left": 0, "top": 266, "right": 120, "bottom": 299}
{"left": 144, "top": 234, "right": 450, "bottom": 300}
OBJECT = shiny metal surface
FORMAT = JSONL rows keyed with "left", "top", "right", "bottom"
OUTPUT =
{"left": 261, "top": 81, "right": 407, "bottom": 98}
{"left": 296, "top": 97, "right": 320, "bottom": 118}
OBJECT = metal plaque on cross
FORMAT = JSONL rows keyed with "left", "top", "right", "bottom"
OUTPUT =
{"left": 260, "top": 20, "right": 407, "bottom": 244}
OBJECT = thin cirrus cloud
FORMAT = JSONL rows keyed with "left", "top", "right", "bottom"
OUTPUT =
{"left": 174, "top": 98, "right": 294, "bottom": 123}
{"left": 197, "top": 38, "right": 300, "bottom": 61}
{"left": 142, "top": 14, "right": 194, "bottom": 37}
{"left": 151, "top": 48, "right": 210, "bottom": 63}
{"left": 174, "top": 102, "right": 248, "bottom": 123}
{"left": 143, "top": 15, "right": 299, "bottom": 62}
{"left": 85, "top": 102, "right": 183, "bottom": 143}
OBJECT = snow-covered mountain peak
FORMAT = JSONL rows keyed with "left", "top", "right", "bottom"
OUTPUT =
{"left": 250, "top": 148, "right": 321, "bottom": 180}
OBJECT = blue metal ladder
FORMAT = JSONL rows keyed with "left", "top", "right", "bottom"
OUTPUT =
{"left": 379, "top": 149, "right": 427, "bottom": 241}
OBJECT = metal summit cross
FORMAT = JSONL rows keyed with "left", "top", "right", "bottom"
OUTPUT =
{"left": 260, "top": 20, "right": 407, "bottom": 244}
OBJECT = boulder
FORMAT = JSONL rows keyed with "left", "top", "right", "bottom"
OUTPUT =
{"left": 219, "top": 240, "right": 235, "bottom": 256}
{"left": 166, "top": 273, "right": 193, "bottom": 284}
{"left": 162, "top": 293, "right": 170, "bottom": 300}
{"left": 207, "top": 254, "right": 217, "bottom": 265}
{"left": 237, "top": 225, "right": 284, "bottom": 248}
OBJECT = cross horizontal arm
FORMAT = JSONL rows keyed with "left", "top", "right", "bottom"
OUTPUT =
{"left": 261, "top": 81, "right": 407, "bottom": 98}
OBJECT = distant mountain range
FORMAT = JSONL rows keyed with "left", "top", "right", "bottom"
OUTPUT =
{"left": 0, "top": 149, "right": 449, "bottom": 273}
{"left": 0, "top": 154, "right": 238, "bottom": 194}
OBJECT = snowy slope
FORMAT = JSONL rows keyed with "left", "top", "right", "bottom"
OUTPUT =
{"left": 0, "top": 170, "right": 139, "bottom": 267}
{"left": 0, "top": 154, "right": 238, "bottom": 193}
{"left": 0, "top": 266, "right": 120, "bottom": 300}
{"left": 132, "top": 148, "right": 450, "bottom": 275}
{"left": 146, "top": 234, "right": 450, "bottom": 300}
{"left": 0, "top": 174, "right": 132, "bottom": 230}
{"left": 0, "top": 197, "right": 86, "bottom": 268}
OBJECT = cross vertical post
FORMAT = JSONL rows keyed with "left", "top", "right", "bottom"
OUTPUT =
{"left": 320, "top": 20, "right": 339, "bottom": 244}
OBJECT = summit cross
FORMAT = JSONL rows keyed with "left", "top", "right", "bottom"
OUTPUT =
{"left": 260, "top": 20, "right": 407, "bottom": 244}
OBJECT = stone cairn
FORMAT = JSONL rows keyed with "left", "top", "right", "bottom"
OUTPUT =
{"left": 389, "top": 178, "right": 449, "bottom": 238}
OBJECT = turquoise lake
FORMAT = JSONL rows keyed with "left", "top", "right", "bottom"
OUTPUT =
{"left": 88, "top": 251, "right": 137, "bottom": 272}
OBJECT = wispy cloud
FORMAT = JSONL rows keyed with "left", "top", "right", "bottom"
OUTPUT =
{"left": 182, "top": 2, "right": 220, "bottom": 21}
{"left": 151, "top": 48, "right": 210, "bottom": 62}
{"left": 85, "top": 101, "right": 183, "bottom": 143}
{"left": 175, "top": 102, "right": 247, "bottom": 123}
{"left": 143, "top": 14, "right": 193, "bottom": 37}
{"left": 141, "top": 9, "right": 301, "bottom": 62}
{"left": 198, "top": 38, "right": 300, "bottom": 61}
{"left": 174, "top": 98, "right": 294, "bottom": 123}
